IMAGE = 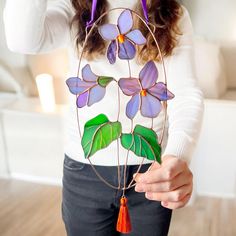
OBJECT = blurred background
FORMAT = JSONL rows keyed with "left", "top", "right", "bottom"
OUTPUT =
{"left": 0, "top": 0, "right": 236, "bottom": 236}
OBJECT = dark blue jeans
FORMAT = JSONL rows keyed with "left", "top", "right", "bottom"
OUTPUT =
{"left": 62, "top": 154, "right": 172, "bottom": 236}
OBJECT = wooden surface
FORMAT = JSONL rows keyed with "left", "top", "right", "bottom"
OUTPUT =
{"left": 169, "top": 195, "right": 236, "bottom": 236}
{"left": 0, "top": 179, "right": 65, "bottom": 236}
{"left": 0, "top": 179, "right": 235, "bottom": 236}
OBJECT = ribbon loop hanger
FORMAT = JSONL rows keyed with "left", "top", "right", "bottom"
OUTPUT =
{"left": 86, "top": 0, "right": 98, "bottom": 28}
{"left": 86, "top": 0, "right": 149, "bottom": 28}
{"left": 141, "top": 0, "right": 149, "bottom": 22}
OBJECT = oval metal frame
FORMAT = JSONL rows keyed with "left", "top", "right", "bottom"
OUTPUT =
{"left": 74, "top": 7, "right": 169, "bottom": 190}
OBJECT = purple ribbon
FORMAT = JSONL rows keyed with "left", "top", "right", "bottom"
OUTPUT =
{"left": 86, "top": 0, "right": 149, "bottom": 28}
{"left": 141, "top": 0, "right": 149, "bottom": 22}
{"left": 86, "top": 0, "right": 98, "bottom": 28}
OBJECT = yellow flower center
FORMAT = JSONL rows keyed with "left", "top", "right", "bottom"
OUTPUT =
{"left": 117, "top": 34, "right": 125, "bottom": 43}
{"left": 140, "top": 89, "right": 147, "bottom": 96}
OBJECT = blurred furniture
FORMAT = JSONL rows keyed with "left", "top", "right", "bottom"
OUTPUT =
{"left": 0, "top": 49, "right": 68, "bottom": 183}
{"left": 1, "top": 98, "right": 67, "bottom": 183}
{"left": 0, "top": 92, "right": 18, "bottom": 177}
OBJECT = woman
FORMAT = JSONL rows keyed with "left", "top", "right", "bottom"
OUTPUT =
{"left": 3, "top": 0, "right": 204, "bottom": 235}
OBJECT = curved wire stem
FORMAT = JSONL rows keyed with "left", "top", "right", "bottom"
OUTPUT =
{"left": 117, "top": 139, "right": 121, "bottom": 189}
{"left": 116, "top": 82, "right": 121, "bottom": 189}
{"left": 74, "top": 7, "right": 168, "bottom": 191}
{"left": 75, "top": 97, "right": 82, "bottom": 138}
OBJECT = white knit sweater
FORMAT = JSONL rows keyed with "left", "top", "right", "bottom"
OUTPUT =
{"left": 3, "top": 0, "right": 204, "bottom": 166}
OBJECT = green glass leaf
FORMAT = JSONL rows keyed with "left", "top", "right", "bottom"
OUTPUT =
{"left": 97, "top": 76, "right": 114, "bottom": 87}
{"left": 121, "top": 124, "right": 162, "bottom": 163}
{"left": 81, "top": 114, "right": 121, "bottom": 158}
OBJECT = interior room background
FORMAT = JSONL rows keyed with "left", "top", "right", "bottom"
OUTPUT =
{"left": 0, "top": 0, "right": 236, "bottom": 213}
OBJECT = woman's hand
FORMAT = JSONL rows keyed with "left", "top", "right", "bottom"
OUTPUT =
{"left": 134, "top": 155, "right": 193, "bottom": 209}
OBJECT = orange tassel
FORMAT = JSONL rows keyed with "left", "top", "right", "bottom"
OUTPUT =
{"left": 116, "top": 196, "right": 132, "bottom": 234}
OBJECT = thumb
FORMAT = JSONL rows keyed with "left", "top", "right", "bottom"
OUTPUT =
{"left": 133, "top": 172, "right": 144, "bottom": 182}
{"left": 147, "top": 161, "right": 161, "bottom": 171}
{"left": 133, "top": 161, "right": 160, "bottom": 181}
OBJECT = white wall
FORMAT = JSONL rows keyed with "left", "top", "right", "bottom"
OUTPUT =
{"left": 0, "top": 0, "right": 26, "bottom": 177}
{"left": 191, "top": 99, "right": 236, "bottom": 198}
{"left": 0, "top": 0, "right": 26, "bottom": 67}
{"left": 0, "top": 112, "right": 8, "bottom": 177}
{"left": 182, "top": 0, "right": 236, "bottom": 41}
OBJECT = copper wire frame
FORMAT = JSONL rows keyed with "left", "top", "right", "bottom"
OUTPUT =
{"left": 74, "top": 7, "right": 168, "bottom": 191}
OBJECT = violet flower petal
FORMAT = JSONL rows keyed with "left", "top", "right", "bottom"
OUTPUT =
{"left": 126, "top": 93, "right": 140, "bottom": 119}
{"left": 140, "top": 93, "right": 162, "bottom": 118}
{"left": 118, "top": 10, "right": 133, "bottom": 34}
{"left": 118, "top": 77, "right": 141, "bottom": 96}
{"left": 107, "top": 40, "right": 117, "bottom": 64}
{"left": 82, "top": 64, "right": 98, "bottom": 82}
{"left": 126, "top": 29, "right": 147, "bottom": 45}
{"left": 148, "top": 82, "right": 175, "bottom": 101}
{"left": 98, "top": 24, "right": 119, "bottom": 41}
{"left": 118, "top": 39, "right": 136, "bottom": 60}
{"left": 139, "top": 61, "right": 158, "bottom": 89}
{"left": 66, "top": 77, "right": 94, "bottom": 95}
{"left": 88, "top": 85, "right": 106, "bottom": 106}
{"left": 76, "top": 90, "right": 89, "bottom": 108}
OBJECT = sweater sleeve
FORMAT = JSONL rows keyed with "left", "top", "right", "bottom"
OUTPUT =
{"left": 161, "top": 6, "right": 204, "bottom": 165}
{"left": 3, "top": 0, "right": 73, "bottom": 54}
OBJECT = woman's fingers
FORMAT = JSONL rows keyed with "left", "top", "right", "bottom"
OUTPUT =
{"left": 133, "top": 156, "right": 193, "bottom": 209}
{"left": 134, "top": 158, "right": 187, "bottom": 184}
{"left": 135, "top": 170, "right": 192, "bottom": 193}
{"left": 161, "top": 193, "right": 191, "bottom": 210}
{"left": 144, "top": 184, "right": 192, "bottom": 202}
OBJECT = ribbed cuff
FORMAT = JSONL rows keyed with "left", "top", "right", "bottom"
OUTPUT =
{"left": 161, "top": 132, "right": 196, "bottom": 165}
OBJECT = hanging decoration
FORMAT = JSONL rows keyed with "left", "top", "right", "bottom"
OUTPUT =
{"left": 66, "top": 1, "right": 175, "bottom": 234}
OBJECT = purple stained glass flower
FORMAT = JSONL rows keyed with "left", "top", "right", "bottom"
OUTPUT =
{"left": 118, "top": 61, "right": 175, "bottom": 119}
{"left": 66, "top": 64, "right": 114, "bottom": 108}
{"left": 98, "top": 9, "right": 147, "bottom": 64}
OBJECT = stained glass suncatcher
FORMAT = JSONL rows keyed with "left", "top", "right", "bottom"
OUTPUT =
{"left": 65, "top": 7, "right": 175, "bottom": 234}
{"left": 66, "top": 8, "right": 174, "bottom": 173}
